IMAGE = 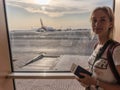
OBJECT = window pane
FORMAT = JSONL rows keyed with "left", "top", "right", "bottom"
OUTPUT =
{"left": 15, "top": 79, "right": 84, "bottom": 90}
{"left": 5, "top": 0, "right": 113, "bottom": 71}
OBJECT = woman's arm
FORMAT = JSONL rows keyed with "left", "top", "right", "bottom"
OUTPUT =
{"left": 77, "top": 74, "right": 120, "bottom": 90}
{"left": 100, "top": 65, "right": 120, "bottom": 90}
{"left": 78, "top": 65, "right": 120, "bottom": 90}
{"left": 97, "top": 79, "right": 120, "bottom": 90}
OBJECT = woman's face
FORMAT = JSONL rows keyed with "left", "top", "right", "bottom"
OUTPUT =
{"left": 91, "top": 10, "right": 112, "bottom": 36}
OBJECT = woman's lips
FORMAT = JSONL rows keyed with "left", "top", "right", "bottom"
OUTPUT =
{"left": 95, "top": 28, "right": 103, "bottom": 31}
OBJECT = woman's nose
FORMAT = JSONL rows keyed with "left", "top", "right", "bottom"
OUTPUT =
{"left": 94, "top": 21, "right": 101, "bottom": 27}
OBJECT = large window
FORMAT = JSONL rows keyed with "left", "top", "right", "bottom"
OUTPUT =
{"left": 5, "top": 0, "right": 113, "bottom": 72}
{"left": 3, "top": 0, "right": 114, "bottom": 90}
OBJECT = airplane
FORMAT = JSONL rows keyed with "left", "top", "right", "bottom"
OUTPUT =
{"left": 36, "top": 18, "right": 56, "bottom": 32}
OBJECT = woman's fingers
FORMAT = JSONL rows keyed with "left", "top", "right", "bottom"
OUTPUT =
{"left": 76, "top": 73, "right": 92, "bottom": 86}
{"left": 79, "top": 73, "right": 88, "bottom": 77}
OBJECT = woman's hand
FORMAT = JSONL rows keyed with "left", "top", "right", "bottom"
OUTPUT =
{"left": 76, "top": 73, "right": 96, "bottom": 86}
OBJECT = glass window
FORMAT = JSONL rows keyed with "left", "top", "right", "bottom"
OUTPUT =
{"left": 5, "top": 0, "right": 113, "bottom": 72}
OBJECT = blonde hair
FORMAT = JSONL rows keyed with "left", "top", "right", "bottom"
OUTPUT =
{"left": 91, "top": 6, "right": 114, "bottom": 39}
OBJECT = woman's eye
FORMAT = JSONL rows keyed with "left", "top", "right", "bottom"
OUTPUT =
{"left": 92, "top": 19, "right": 97, "bottom": 23}
{"left": 101, "top": 19, "right": 106, "bottom": 22}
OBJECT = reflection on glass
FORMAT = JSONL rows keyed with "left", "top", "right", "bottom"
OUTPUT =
{"left": 5, "top": 0, "right": 113, "bottom": 71}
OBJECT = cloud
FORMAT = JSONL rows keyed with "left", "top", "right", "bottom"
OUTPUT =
{"left": 6, "top": 0, "right": 112, "bottom": 17}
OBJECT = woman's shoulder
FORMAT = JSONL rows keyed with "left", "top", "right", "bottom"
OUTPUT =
{"left": 112, "top": 41, "right": 120, "bottom": 65}
{"left": 109, "top": 40, "right": 120, "bottom": 51}
{"left": 112, "top": 43, "right": 120, "bottom": 54}
{"left": 111, "top": 40, "right": 120, "bottom": 56}
{"left": 112, "top": 40, "right": 120, "bottom": 45}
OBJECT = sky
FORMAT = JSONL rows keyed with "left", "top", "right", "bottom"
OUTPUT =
{"left": 5, "top": 0, "right": 113, "bottom": 30}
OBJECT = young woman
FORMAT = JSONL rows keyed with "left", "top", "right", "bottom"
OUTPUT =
{"left": 77, "top": 6, "right": 120, "bottom": 90}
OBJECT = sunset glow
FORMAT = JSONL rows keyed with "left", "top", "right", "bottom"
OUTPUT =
{"left": 6, "top": 0, "right": 113, "bottom": 30}
{"left": 34, "top": 0, "right": 50, "bottom": 5}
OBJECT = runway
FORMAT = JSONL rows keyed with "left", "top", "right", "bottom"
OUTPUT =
{"left": 9, "top": 30, "right": 97, "bottom": 90}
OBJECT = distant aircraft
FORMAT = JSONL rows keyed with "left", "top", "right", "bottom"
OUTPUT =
{"left": 36, "top": 18, "right": 56, "bottom": 32}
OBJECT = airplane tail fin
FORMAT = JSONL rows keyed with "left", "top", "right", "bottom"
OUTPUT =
{"left": 40, "top": 18, "right": 47, "bottom": 31}
{"left": 40, "top": 18, "right": 44, "bottom": 28}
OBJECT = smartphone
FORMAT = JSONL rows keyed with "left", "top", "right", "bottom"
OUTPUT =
{"left": 71, "top": 63, "right": 92, "bottom": 78}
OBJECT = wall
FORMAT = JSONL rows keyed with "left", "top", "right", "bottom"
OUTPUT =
{"left": 0, "top": 0, "right": 14, "bottom": 90}
{"left": 114, "top": 0, "right": 120, "bottom": 42}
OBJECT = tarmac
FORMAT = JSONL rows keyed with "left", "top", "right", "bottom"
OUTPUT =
{"left": 10, "top": 31, "right": 96, "bottom": 90}
{"left": 13, "top": 52, "right": 89, "bottom": 90}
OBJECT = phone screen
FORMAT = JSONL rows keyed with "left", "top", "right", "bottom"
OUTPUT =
{"left": 74, "top": 65, "right": 92, "bottom": 78}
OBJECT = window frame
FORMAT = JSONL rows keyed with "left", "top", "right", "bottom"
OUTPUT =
{"left": 0, "top": 0, "right": 116, "bottom": 90}
{"left": 5, "top": 0, "right": 115, "bottom": 79}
